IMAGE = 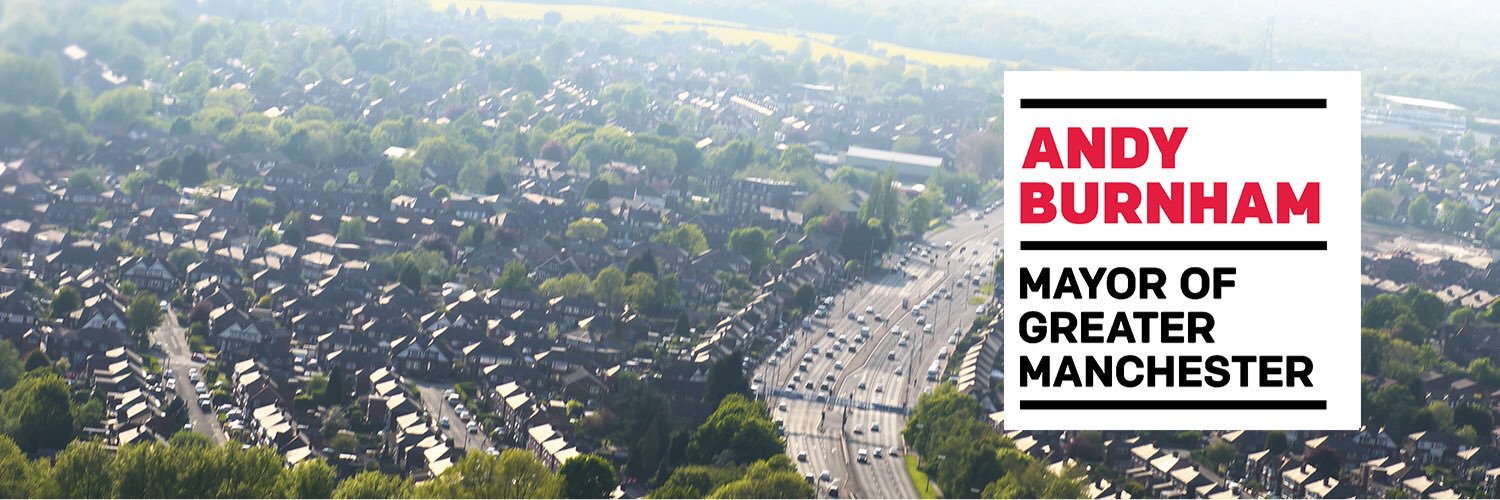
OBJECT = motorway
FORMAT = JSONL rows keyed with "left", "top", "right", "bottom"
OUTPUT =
{"left": 150, "top": 305, "right": 228, "bottom": 443}
{"left": 760, "top": 209, "right": 1004, "bottom": 499}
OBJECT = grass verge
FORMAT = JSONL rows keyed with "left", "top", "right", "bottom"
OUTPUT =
{"left": 906, "top": 454, "right": 940, "bottom": 499}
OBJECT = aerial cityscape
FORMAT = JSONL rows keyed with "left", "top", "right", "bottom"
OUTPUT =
{"left": 0, "top": 0, "right": 1499, "bottom": 498}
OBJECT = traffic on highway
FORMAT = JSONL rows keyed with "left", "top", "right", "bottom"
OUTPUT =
{"left": 757, "top": 204, "right": 1004, "bottom": 498}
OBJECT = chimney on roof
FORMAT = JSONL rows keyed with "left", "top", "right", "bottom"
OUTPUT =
{"left": 1324, "top": 477, "right": 1332, "bottom": 486}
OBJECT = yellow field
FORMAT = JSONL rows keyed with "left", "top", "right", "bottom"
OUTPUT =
{"left": 624, "top": 23, "right": 883, "bottom": 67}
{"left": 431, "top": 0, "right": 997, "bottom": 69}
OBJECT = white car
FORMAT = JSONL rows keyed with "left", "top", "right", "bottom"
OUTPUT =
{"left": 865, "top": 306, "right": 874, "bottom": 314}
{"left": 779, "top": 402, "right": 788, "bottom": 411}
{"left": 797, "top": 450, "right": 808, "bottom": 462}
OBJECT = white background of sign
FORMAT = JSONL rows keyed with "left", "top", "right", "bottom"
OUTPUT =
{"left": 1002, "top": 71, "right": 1360, "bottom": 430}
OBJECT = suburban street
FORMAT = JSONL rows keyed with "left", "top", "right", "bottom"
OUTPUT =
{"left": 761, "top": 208, "right": 1004, "bottom": 498}
{"left": 414, "top": 380, "right": 494, "bottom": 452}
{"left": 150, "top": 305, "right": 227, "bottom": 444}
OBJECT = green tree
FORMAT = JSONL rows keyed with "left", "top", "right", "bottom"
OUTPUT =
{"left": 1362, "top": 189, "right": 1396, "bottom": 219}
{"left": 593, "top": 266, "right": 627, "bottom": 310}
{"left": 626, "top": 251, "right": 658, "bottom": 277}
{"left": 127, "top": 293, "right": 164, "bottom": 337}
{"left": 0, "top": 54, "right": 62, "bottom": 107}
{"left": 279, "top": 459, "right": 336, "bottom": 498}
{"left": 708, "top": 456, "right": 814, "bottom": 498}
{"left": 91, "top": 87, "right": 154, "bottom": 128}
{"left": 0, "top": 373, "right": 74, "bottom": 453}
{"left": 1437, "top": 198, "right": 1477, "bottom": 234}
{"left": 791, "top": 284, "right": 817, "bottom": 316}
{"left": 560, "top": 454, "right": 617, "bottom": 499}
{"left": 567, "top": 218, "right": 608, "bottom": 241}
{"left": 50, "top": 441, "right": 114, "bottom": 498}
{"left": 1265, "top": 430, "right": 1288, "bottom": 454}
{"left": 585, "top": 177, "right": 611, "bottom": 200}
{"left": 705, "top": 352, "right": 752, "bottom": 406}
{"left": 0, "top": 342, "right": 20, "bottom": 390}
{"left": 23, "top": 350, "right": 49, "bottom": 372}
{"left": 121, "top": 170, "right": 155, "bottom": 198}
{"left": 652, "top": 224, "right": 709, "bottom": 255}
{"left": 497, "top": 260, "right": 534, "bottom": 291}
{"left": 333, "top": 471, "right": 413, "bottom": 499}
{"left": 1407, "top": 193, "right": 1434, "bottom": 226}
{"left": 430, "top": 184, "right": 452, "bottom": 200}
{"left": 49, "top": 286, "right": 81, "bottom": 319}
{"left": 337, "top": 218, "right": 367, "bottom": 243}
{"left": 246, "top": 197, "right": 275, "bottom": 226}
{"left": 687, "top": 394, "right": 784, "bottom": 465}
{"left": 416, "top": 450, "right": 561, "bottom": 498}
{"left": 540, "top": 273, "right": 594, "bottom": 300}
{"left": 399, "top": 265, "right": 424, "bottom": 291}
{"left": 167, "top": 248, "right": 201, "bottom": 271}
{"left": 0, "top": 435, "right": 41, "bottom": 497}
{"left": 729, "top": 227, "right": 773, "bottom": 274}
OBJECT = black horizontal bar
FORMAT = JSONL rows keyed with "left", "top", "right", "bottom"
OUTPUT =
{"left": 1020, "top": 98, "right": 1327, "bottom": 109}
{"left": 1020, "top": 240, "right": 1327, "bottom": 251}
{"left": 1019, "top": 399, "right": 1328, "bottom": 410}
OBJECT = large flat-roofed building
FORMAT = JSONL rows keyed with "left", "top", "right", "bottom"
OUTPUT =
{"left": 843, "top": 146, "right": 945, "bottom": 180}
{"left": 1363, "top": 93, "right": 1467, "bottom": 142}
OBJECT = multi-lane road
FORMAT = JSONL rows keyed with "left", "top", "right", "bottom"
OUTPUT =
{"left": 759, "top": 209, "right": 1004, "bottom": 498}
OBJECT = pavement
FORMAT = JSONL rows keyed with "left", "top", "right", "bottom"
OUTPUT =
{"left": 414, "top": 380, "right": 494, "bottom": 452}
{"left": 150, "top": 305, "right": 227, "bottom": 443}
{"left": 761, "top": 208, "right": 1004, "bottom": 498}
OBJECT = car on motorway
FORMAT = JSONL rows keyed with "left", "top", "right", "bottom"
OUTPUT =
{"left": 811, "top": 345, "right": 820, "bottom": 355}
{"left": 778, "top": 402, "right": 788, "bottom": 411}
{"left": 948, "top": 335, "right": 958, "bottom": 345}
{"left": 860, "top": 326, "right": 870, "bottom": 336}
{"left": 875, "top": 384, "right": 884, "bottom": 393}
{"left": 895, "top": 366, "right": 903, "bottom": 376}
{"left": 847, "top": 311, "right": 856, "bottom": 320}
{"left": 805, "top": 382, "right": 814, "bottom": 390}
{"left": 798, "top": 362, "right": 809, "bottom": 372}
{"left": 874, "top": 447, "right": 883, "bottom": 458}
{"left": 977, "top": 305, "right": 987, "bottom": 314}
{"left": 865, "top": 305, "right": 874, "bottom": 314}
{"left": 439, "top": 417, "right": 451, "bottom": 428}
{"left": 827, "top": 329, "right": 836, "bottom": 338}
{"left": 856, "top": 315, "right": 865, "bottom": 324}
{"left": 889, "top": 447, "right": 901, "bottom": 457}
{"left": 825, "top": 373, "right": 836, "bottom": 382}
{"left": 870, "top": 423, "right": 880, "bottom": 432}
{"left": 923, "top": 324, "right": 934, "bottom": 334}
{"left": 857, "top": 379, "right": 866, "bottom": 390}
{"left": 797, "top": 450, "right": 808, "bottom": 462}
{"left": 888, "top": 350, "right": 897, "bottom": 360}
{"left": 898, "top": 337, "right": 909, "bottom": 347}
{"left": 915, "top": 316, "right": 926, "bottom": 325}
{"left": 825, "top": 350, "right": 835, "bottom": 359}
{"left": 945, "top": 241, "right": 953, "bottom": 249}
{"left": 874, "top": 313, "right": 884, "bottom": 322}
{"left": 853, "top": 426, "right": 864, "bottom": 435}
{"left": 820, "top": 470, "right": 831, "bottom": 482}
{"left": 857, "top": 449, "right": 868, "bottom": 463}
{"left": 786, "top": 382, "right": 797, "bottom": 390}
{"left": 847, "top": 344, "right": 857, "bottom": 353}
{"left": 902, "top": 298, "right": 909, "bottom": 308}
